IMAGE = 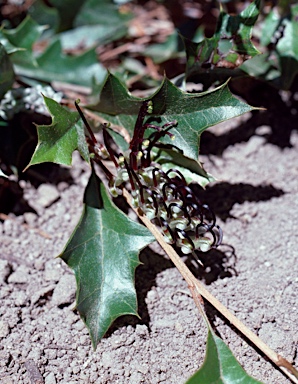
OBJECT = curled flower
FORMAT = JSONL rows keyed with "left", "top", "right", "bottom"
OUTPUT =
{"left": 76, "top": 100, "right": 223, "bottom": 261}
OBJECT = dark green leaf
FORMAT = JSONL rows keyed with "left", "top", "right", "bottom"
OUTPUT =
{"left": 88, "top": 73, "right": 256, "bottom": 162}
{"left": 155, "top": 149, "right": 215, "bottom": 187}
{"left": 45, "top": 0, "right": 87, "bottom": 32}
{"left": 0, "top": 16, "right": 106, "bottom": 87}
{"left": 186, "top": 329, "right": 264, "bottom": 384}
{"left": 27, "top": 0, "right": 58, "bottom": 34}
{"left": 106, "top": 128, "right": 129, "bottom": 153}
{"left": 59, "top": 0, "right": 132, "bottom": 49}
{"left": 76, "top": 0, "right": 131, "bottom": 27}
{"left": 215, "top": 0, "right": 261, "bottom": 56}
{"left": 241, "top": 4, "right": 298, "bottom": 89}
{"left": 24, "top": 40, "right": 106, "bottom": 87}
{"left": 26, "top": 96, "right": 90, "bottom": 168}
{"left": 0, "top": 44, "right": 15, "bottom": 100}
{"left": 0, "top": 16, "right": 45, "bottom": 67}
{"left": 183, "top": 0, "right": 261, "bottom": 86}
{"left": 59, "top": 170, "right": 154, "bottom": 347}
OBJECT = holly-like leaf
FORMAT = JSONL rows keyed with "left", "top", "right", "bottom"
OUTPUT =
{"left": 59, "top": 170, "right": 154, "bottom": 347}
{"left": 88, "top": 73, "right": 256, "bottom": 162}
{"left": 24, "top": 39, "right": 106, "bottom": 87}
{"left": 44, "top": 0, "right": 87, "bottom": 33}
{"left": 215, "top": 0, "right": 261, "bottom": 56}
{"left": 0, "top": 16, "right": 45, "bottom": 68}
{"left": 241, "top": 4, "right": 298, "bottom": 90}
{"left": 26, "top": 96, "right": 90, "bottom": 168}
{"left": 186, "top": 329, "right": 264, "bottom": 384}
{"left": 155, "top": 149, "right": 215, "bottom": 188}
{"left": 59, "top": 0, "right": 132, "bottom": 49}
{"left": 183, "top": 0, "right": 261, "bottom": 87}
{"left": 0, "top": 16, "right": 106, "bottom": 87}
{"left": 0, "top": 44, "right": 15, "bottom": 100}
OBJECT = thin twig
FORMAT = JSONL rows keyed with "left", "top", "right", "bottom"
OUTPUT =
{"left": 122, "top": 188, "right": 298, "bottom": 383}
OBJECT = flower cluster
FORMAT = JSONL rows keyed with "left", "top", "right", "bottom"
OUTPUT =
{"left": 76, "top": 100, "right": 222, "bottom": 260}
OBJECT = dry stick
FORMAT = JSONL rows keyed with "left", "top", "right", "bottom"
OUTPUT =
{"left": 122, "top": 188, "right": 298, "bottom": 383}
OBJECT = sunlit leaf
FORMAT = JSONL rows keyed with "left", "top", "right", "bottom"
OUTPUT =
{"left": 88, "top": 73, "right": 256, "bottom": 162}
{"left": 26, "top": 96, "right": 90, "bottom": 168}
{"left": 59, "top": 170, "right": 154, "bottom": 347}
{"left": 186, "top": 329, "right": 264, "bottom": 384}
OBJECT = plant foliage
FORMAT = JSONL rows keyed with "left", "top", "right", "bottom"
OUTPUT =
{"left": 241, "top": 3, "right": 298, "bottom": 89}
{"left": 183, "top": 0, "right": 261, "bottom": 88}
{"left": 89, "top": 73, "right": 255, "bottom": 162}
{"left": 2, "top": 1, "right": 297, "bottom": 382}
{"left": 186, "top": 328, "right": 263, "bottom": 384}
{"left": 59, "top": 169, "right": 154, "bottom": 348}
{"left": 0, "top": 16, "right": 106, "bottom": 87}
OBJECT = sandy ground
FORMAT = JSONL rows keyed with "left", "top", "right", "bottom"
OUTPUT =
{"left": 0, "top": 104, "right": 297, "bottom": 383}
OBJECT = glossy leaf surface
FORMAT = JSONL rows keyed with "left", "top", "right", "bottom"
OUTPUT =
{"left": 89, "top": 73, "right": 256, "bottom": 161}
{"left": 59, "top": 170, "right": 154, "bottom": 347}
{"left": 26, "top": 96, "right": 90, "bottom": 168}
{"left": 186, "top": 329, "right": 264, "bottom": 384}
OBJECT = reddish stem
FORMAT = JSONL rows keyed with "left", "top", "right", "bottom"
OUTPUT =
{"left": 75, "top": 100, "right": 98, "bottom": 145}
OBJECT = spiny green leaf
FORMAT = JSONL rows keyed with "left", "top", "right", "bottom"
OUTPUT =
{"left": 1, "top": 16, "right": 45, "bottom": 51}
{"left": 0, "top": 44, "right": 15, "bottom": 100}
{"left": 28, "top": 0, "right": 131, "bottom": 49}
{"left": 88, "top": 73, "right": 256, "bottom": 161}
{"left": 44, "top": 0, "right": 87, "bottom": 32}
{"left": 0, "top": 16, "right": 106, "bottom": 87}
{"left": 242, "top": 4, "right": 298, "bottom": 90}
{"left": 155, "top": 149, "right": 215, "bottom": 188}
{"left": 0, "top": 16, "right": 44, "bottom": 67}
{"left": 186, "top": 329, "right": 264, "bottom": 384}
{"left": 58, "top": 0, "right": 132, "bottom": 49}
{"left": 183, "top": 0, "right": 261, "bottom": 87}
{"left": 59, "top": 170, "right": 154, "bottom": 347}
{"left": 215, "top": 0, "right": 261, "bottom": 56}
{"left": 23, "top": 39, "right": 106, "bottom": 87}
{"left": 26, "top": 96, "right": 90, "bottom": 168}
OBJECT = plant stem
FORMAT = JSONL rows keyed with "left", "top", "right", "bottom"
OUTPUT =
{"left": 122, "top": 188, "right": 298, "bottom": 384}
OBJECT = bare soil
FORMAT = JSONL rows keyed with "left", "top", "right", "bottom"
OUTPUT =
{"left": 0, "top": 101, "right": 298, "bottom": 384}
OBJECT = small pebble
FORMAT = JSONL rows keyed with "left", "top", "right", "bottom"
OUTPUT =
{"left": 37, "top": 184, "right": 60, "bottom": 208}
{"left": 0, "top": 320, "right": 10, "bottom": 338}
{"left": 52, "top": 274, "right": 76, "bottom": 306}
